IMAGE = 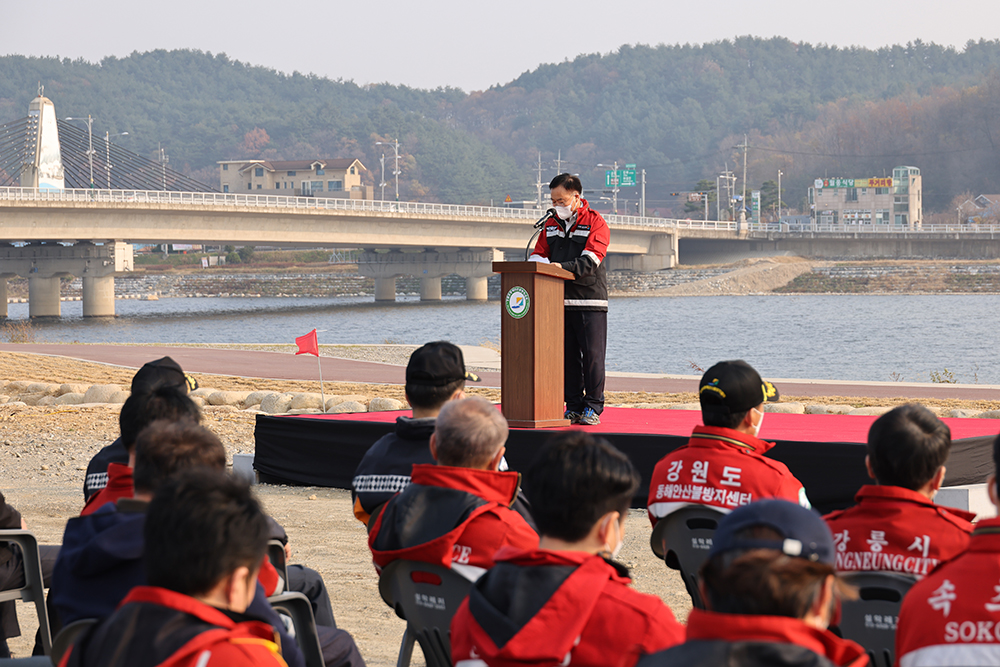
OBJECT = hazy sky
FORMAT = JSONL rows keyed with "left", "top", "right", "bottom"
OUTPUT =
{"left": 7, "top": 0, "right": 1000, "bottom": 91}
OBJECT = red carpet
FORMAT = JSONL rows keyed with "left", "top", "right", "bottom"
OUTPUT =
{"left": 300, "top": 406, "right": 1000, "bottom": 443}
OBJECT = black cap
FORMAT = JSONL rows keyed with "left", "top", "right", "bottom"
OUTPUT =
{"left": 405, "top": 342, "right": 479, "bottom": 387}
{"left": 709, "top": 499, "right": 835, "bottom": 566}
{"left": 699, "top": 360, "right": 778, "bottom": 415}
{"left": 131, "top": 356, "right": 197, "bottom": 394}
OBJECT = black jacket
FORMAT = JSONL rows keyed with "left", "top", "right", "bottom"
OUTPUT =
{"left": 530, "top": 198, "right": 610, "bottom": 311}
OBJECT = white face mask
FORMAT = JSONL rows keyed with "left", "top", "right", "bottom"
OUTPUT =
{"left": 603, "top": 515, "right": 624, "bottom": 560}
{"left": 751, "top": 407, "right": 765, "bottom": 437}
{"left": 554, "top": 204, "right": 573, "bottom": 220}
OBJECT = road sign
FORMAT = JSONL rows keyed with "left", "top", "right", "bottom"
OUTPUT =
{"left": 751, "top": 190, "right": 761, "bottom": 225}
{"left": 605, "top": 169, "right": 637, "bottom": 188}
{"left": 504, "top": 195, "right": 512, "bottom": 203}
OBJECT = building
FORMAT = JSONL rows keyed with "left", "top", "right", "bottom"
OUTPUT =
{"left": 808, "top": 166, "right": 922, "bottom": 227}
{"left": 217, "top": 158, "right": 373, "bottom": 199}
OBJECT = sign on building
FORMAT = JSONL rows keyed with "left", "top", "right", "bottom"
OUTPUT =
{"left": 814, "top": 177, "right": 893, "bottom": 189}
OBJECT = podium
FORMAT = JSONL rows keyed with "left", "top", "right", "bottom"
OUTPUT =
{"left": 492, "top": 261, "right": 575, "bottom": 428}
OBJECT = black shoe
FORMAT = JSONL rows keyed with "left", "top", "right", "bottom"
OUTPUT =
{"left": 564, "top": 410, "right": 581, "bottom": 424}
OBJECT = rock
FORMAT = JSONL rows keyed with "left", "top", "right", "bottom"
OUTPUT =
{"left": 243, "top": 391, "right": 270, "bottom": 408}
{"left": 666, "top": 402, "right": 702, "bottom": 410}
{"left": 947, "top": 409, "right": 982, "bottom": 418}
{"left": 4, "top": 402, "right": 26, "bottom": 408}
{"left": 208, "top": 391, "right": 249, "bottom": 406}
{"left": 976, "top": 410, "right": 1000, "bottom": 419}
{"left": 338, "top": 394, "right": 370, "bottom": 406}
{"left": 308, "top": 494, "right": 317, "bottom": 500}
{"left": 189, "top": 387, "right": 220, "bottom": 399}
{"left": 83, "top": 384, "right": 122, "bottom": 404}
{"left": 107, "top": 390, "right": 130, "bottom": 404}
{"left": 17, "top": 393, "right": 48, "bottom": 406}
{"left": 36, "top": 396, "right": 57, "bottom": 406}
{"left": 58, "top": 383, "right": 90, "bottom": 396}
{"left": 54, "top": 393, "right": 86, "bottom": 405}
{"left": 848, "top": 406, "right": 894, "bottom": 416}
{"left": 326, "top": 400, "right": 367, "bottom": 414}
{"left": 324, "top": 396, "right": 348, "bottom": 410}
{"left": 804, "top": 404, "right": 856, "bottom": 415}
{"left": 763, "top": 402, "right": 805, "bottom": 414}
{"left": 3, "top": 381, "right": 30, "bottom": 393}
{"left": 289, "top": 393, "right": 325, "bottom": 410}
{"left": 27, "top": 382, "right": 60, "bottom": 396}
{"left": 368, "top": 397, "right": 405, "bottom": 412}
{"left": 285, "top": 408, "right": 324, "bottom": 415}
{"left": 190, "top": 396, "right": 206, "bottom": 407}
{"left": 259, "top": 393, "right": 294, "bottom": 414}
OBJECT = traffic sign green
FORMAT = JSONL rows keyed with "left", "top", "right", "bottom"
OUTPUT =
{"left": 605, "top": 169, "right": 637, "bottom": 187}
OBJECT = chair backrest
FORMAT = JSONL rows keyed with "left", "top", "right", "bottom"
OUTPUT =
{"left": 378, "top": 560, "right": 474, "bottom": 667}
{"left": 0, "top": 530, "right": 52, "bottom": 655}
{"left": 0, "top": 658, "right": 55, "bottom": 665}
{"left": 269, "top": 592, "right": 324, "bottom": 667}
{"left": 267, "top": 540, "right": 288, "bottom": 594}
{"left": 50, "top": 618, "right": 98, "bottom": 666}
{"left": 649, "top": 506, "right": 723, "bottom": 610}
{"left": 835, "top": 571, "right": 916, "bottom": 667}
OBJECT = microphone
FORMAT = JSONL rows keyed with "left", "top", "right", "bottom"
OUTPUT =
{"left": 534, "top": 208, "right": 556, "bottom": 229}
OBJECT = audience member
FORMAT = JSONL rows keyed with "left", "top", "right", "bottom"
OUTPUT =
{"left": 637, "top": 499, "right": 867, "bottom": 667}
{"left": 647, "top": 360, "right": 809, "bottom": 526}
{"left": 82, "top": 356, "right": 196, "bottom": 501}
{"left": 451, "top": 431, "right": 684, "bottom": 667}
{"left": 895, "top": 433, "right": 1000, "bottom": 666}
{"left": 825, "top": 403, "right": 972, "bottom": 577}
{"left": 351, "top": 341, "right": 470, "bottom": 525}
{"left": 368, "top": 396, "right": 537, "bottom": 581}
{"left": 81, "top": 384, "right": 201, "bottom": 515}
{"left": 60, "top": 470, "right": 285, "bottom": 666}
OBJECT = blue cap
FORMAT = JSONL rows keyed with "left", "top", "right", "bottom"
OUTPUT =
{"left": 709, "top": 499, "right": 835, "bottom": 566}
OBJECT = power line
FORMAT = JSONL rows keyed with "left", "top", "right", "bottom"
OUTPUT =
{"left": 750, "top": 144, "right": 984, "bottom": 159}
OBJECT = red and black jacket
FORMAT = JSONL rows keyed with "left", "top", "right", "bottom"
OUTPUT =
{"left": 530, "top": 198, "right": 610, "bottom": 311}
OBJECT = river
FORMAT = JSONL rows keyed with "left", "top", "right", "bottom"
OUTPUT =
{"left": 5, "top": 294, "right": 999, "bottom": 385}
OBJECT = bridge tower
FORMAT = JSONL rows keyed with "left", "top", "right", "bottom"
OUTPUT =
{"left": 19, "top": 92, "right": 65, "bottom": 191}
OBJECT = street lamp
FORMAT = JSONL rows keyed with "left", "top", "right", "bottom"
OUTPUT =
{"left": 64, "top": 116, "right": 96, "bottom": 189}
{"left": 777, "top": 169, "right": 783, "bottom": 223}
{"left": 596, "top": 162, "right": 619, "bottom": 213}
{"left": 104, "top": 131, "right": 128, "bottom": 189}
{"left": 375, "top": 139, "right": 401, "bottom": 201}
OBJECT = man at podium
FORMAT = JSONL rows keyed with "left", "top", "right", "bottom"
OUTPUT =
{"left": 529, "top": 173, "right": 610, "bottom": 425}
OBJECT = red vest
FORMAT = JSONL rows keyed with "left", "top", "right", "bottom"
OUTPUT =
{"left": 451, "top": 547, "right": 684, "bottom": 667}
{"left": 896, "top": 518, "right": 1000, "bottom": 666}
{"left": 647, "top": 425, "right": 809, "bottom": 523}
{"left": 369, "top": 464, "right": 538, "bottom": 580}
{"left": 824, "top": 485, "right": 973, "bottom": 577}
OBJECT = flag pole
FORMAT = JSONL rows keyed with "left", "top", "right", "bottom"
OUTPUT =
{"left": 315, "top": 329, "right": 327, "bottom": 408}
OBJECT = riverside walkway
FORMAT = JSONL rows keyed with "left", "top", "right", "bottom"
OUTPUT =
{"left": 1, "top": 343, "right": 997, "bottom": 402}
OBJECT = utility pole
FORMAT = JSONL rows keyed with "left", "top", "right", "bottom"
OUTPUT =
{"left": 535, "top": 152, "right": 543, "bottom": 208}
{"left": 375, "top": 138, "right": 402, "bottom": 201}
{"left": 555, "top": 150, "right": 563, "bottom": 174}
{"left": 716, "top": 175, "right": 721, "bottom": 221}
{"left": 640, "top": 169, "right": 646, "bottom": 217}
{"left": 379, "top": 153, "right": 386, "bottom": 200}
{"left": 777, "top": 169, "right": 783, "bottom": 223}
{"left": 737, "top": 135, "right": 749, "bottom": 231}
{"left": 703, "top": 192, "right": 709, "bottom": 221}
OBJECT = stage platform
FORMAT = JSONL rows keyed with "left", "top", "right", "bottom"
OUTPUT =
{"left": 253, "top": 406, "right": 1000, "bottom": 514}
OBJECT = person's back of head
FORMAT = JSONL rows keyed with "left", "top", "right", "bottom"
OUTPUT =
{"left": 144, "top": 469, "right": 268, "bottom": 608}
{"left": 431, "top": 396, "right": 508, "bottom": 469}
{"left": 130, "top": 356, "right": 196, "bottom": 395}
{"left": 699, "top": 499, "right": 855, "bottom": 628}
{"left": 405, "top": 341, "right": 471, "bottom": 415}
{"left": 698, "top": 360, "right": 775, "bottom": 432}
{"left": 133, "top": 420, "right": 226, "bottom": 496}
{"left": 524, "top": 431, "right": 639, "bottom": 544}
{"left": 119, "top": 384, "right": 201, "bottom": 452}
{"left": 867, "top": 403, "right": 950, "bottom": 490}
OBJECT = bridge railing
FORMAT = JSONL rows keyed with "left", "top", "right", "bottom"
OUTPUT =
{"left": 0, "top": 186, "right": 715, "bottom": 232}
{"left": 748, "top": 222, "right": 1000, "bottom": 234}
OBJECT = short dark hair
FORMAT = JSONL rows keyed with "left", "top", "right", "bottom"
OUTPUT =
{"left": 549, "top": 173, "right": 582, "bottom": 193}
{"left": 702, "top": 408, "right": 749, "bottom": 430}
{"left": 867, "top": 403, "right": 951, "bottom": 490}
{"left": 119, "top": 385, "right": 201, "bottom": 451}
{"left": 700, "top": 525, "right": 855, "bottom": 618}
{"left": 133, "top": 420, "right": 226, "bottom": 494}
{"left": 524, "top": 432, "right": 639, "bottom": 542}
{"left": 405, "top": 378, "right": 465, "bottom": 410}
{"left": 144, "top": 469, "right": 269, "bottom": 597}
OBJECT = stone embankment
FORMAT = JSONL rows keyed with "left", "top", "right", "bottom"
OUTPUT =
{"left": 0, "top": 380, "right": 404, "bottom": 416}
{"left": 777, "top": 262, "right": 1000, "bottom": 293}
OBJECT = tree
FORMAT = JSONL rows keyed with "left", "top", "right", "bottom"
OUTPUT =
{"left": 237, "top": 246, "right": 256, "bottom": 263}
{"left": 683, "top": 179, "right": 716, "bottom": 216}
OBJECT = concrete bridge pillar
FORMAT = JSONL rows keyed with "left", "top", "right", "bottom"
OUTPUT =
{"left": 82, "top": 275, "right": 116, "bottom": 317}
{"left": 420, "top": 277, "right": 443, "bottom": 301}
{"left": 0, "top": 280, "right": 7, "bottom": 318}
{"left": 375, "top": 277, "right": 397, "bottom": 302}
{"left": 28, "top": 277, "right": 61, "bottom": 318}
{"left": 465, "top": 276, "right": 489, "bottom": 301}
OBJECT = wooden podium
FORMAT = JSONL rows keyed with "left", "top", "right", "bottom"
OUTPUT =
{"left": 492, "top": 261, "right": 575, "bottom": 428}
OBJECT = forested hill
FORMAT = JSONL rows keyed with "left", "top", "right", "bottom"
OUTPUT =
{"left": 2, "top": 37, "right": 1000, "bottom": 213}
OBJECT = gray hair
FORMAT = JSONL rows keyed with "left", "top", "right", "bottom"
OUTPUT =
{"left": 434, "top": 396, "right": 509, "bottom": 468}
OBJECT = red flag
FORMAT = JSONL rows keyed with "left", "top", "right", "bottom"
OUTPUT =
{"left": 295, "top": 329, "right": 319, "bottom": 356}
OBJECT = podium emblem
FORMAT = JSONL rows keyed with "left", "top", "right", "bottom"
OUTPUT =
{"left": 504, "top": 286, "right": 530, "bottom": 319}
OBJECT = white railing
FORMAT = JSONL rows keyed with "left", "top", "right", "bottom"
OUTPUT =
{"left": 748, "top": 222, "right": 1000, "bottom": 234}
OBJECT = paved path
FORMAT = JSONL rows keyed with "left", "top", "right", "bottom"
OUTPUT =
{"left": 1, "top": 343, "right": 998, "bottom": 401}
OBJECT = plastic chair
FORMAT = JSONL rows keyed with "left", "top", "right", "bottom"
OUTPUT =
{"left": 0, "top": 530, "right": 52, "bottom": 655}
{"left": 0, "top": 658, "right": 53, "bottom": 665}
{"left": 50, "top": 618, "right": 97, "bottom": 666}
{"left": 835, "top": 571, "right": 916, "bottom": 667}
{"left": 378, "top": 560, "right": 474, "bottom": 667}
{"left": 267, "top": 540, "right": 288, "bottom": 594}
{"left": 649, "top": 506, "right": 723, "bottom": 609}
{"left": 269, "top": 592, "right": 324, "bottom": 667}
